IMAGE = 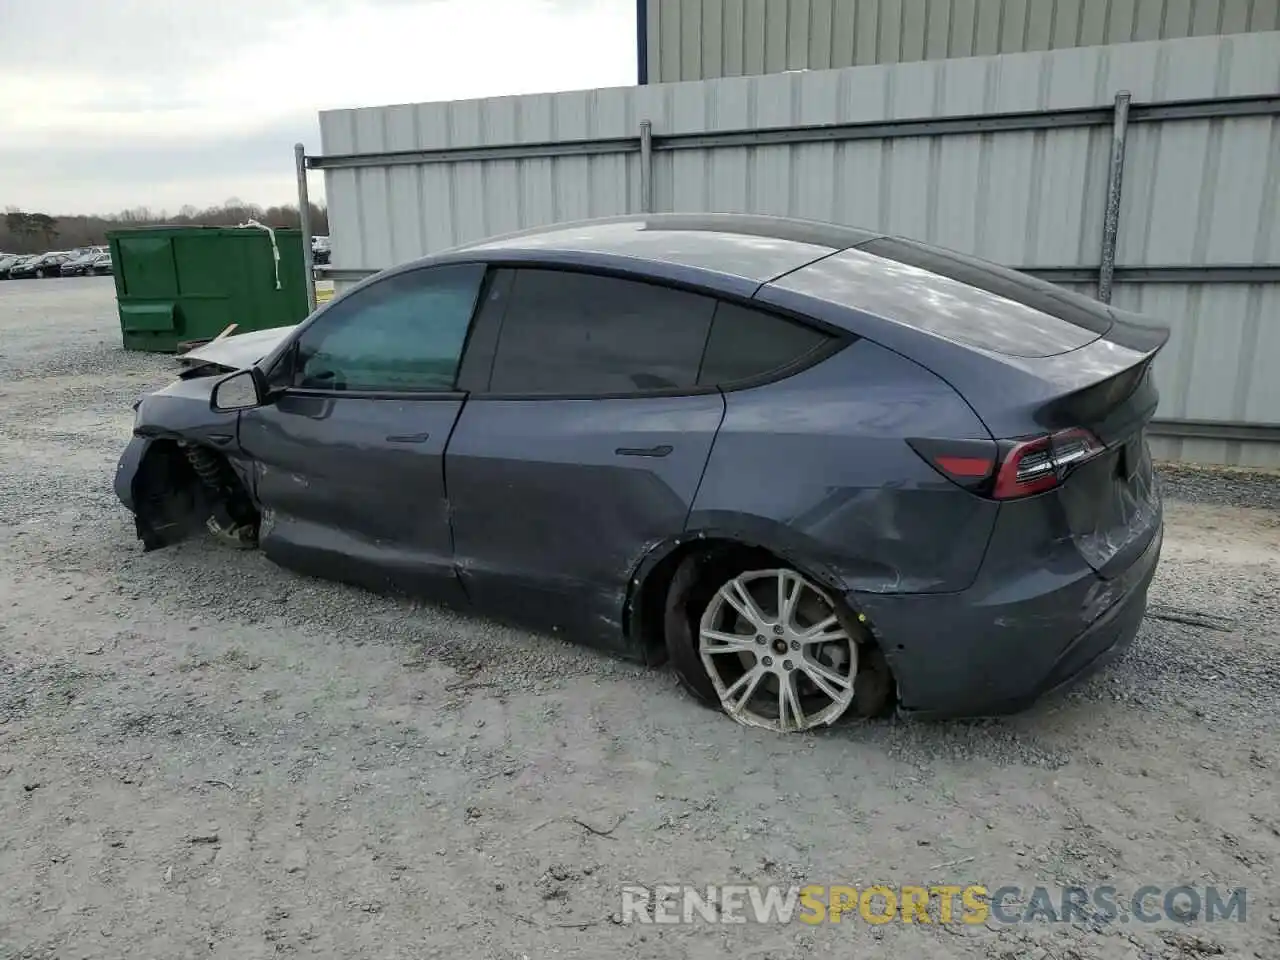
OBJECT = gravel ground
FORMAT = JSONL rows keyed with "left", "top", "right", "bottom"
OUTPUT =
{"left": 1, "top": 277, "right": 1278, "bottom": 960}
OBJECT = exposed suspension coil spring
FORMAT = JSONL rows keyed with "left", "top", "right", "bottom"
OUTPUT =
{"left": 180, "top": 442, "right": 258, "bottom": 543}
{"left": 183, "top": 443, "right": 232, "bottom": 493}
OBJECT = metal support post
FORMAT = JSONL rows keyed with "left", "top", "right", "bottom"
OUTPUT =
{"left": 295, "top": 143, "right": 317, "bottom": 313}
{"left": 1098, "top": 91, "right": 1131, "bottom": 304}
{"left": 639, "top": 120, "right": 653, "bottom": 214}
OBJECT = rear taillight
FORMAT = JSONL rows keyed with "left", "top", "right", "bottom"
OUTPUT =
{"left": 909, "top": 427, "right": 1104, "bottom": 500}
{"left": 992, "top": 427, "right": 1104, "bottom": 499}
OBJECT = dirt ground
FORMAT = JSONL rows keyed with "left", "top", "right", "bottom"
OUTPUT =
{"left": 1, "top": 278, "right": 1278, "bottom": 960}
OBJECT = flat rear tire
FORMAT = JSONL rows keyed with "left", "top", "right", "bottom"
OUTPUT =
{"left": 664, "top": 552, "right": 892, "bottom": 732}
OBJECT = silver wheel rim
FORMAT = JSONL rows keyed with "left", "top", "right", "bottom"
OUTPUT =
{"left": 698, "top": 568, "right": 858, "bottom": 733}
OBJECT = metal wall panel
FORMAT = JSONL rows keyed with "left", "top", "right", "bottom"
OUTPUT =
{"left": 318, "top": 32, "right": 1280, "bottom": 466}
{"left": 644, "top": 0, "right": 1280, "bottom": 82}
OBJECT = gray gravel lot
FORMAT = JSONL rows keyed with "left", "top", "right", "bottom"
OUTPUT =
{"left": 1, "top": 277, "right": 1278, "bottom": 959}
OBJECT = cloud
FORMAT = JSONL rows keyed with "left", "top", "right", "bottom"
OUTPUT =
{"left": 2, "top": 116, "right": 318, "bottom": 216}
{"left": 0, "top": 0, "right": 636, "bottom": 212}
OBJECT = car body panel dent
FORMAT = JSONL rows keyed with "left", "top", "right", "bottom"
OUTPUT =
{"left": 114, "top": 435, "right": 151, "bottom": 513}
{"left": 121, "top": 374, "right": 259, "bottom": 549}
{"left": 179, "top": 325, "right": 299, "bottom": 373}
{"left": 239, "top": 391, "right": 467, "bottom": 608}
{"left": 132, "top": 374, "right": 238, "bottom": 438}
{"left": 859, "top": 518, "right": 1162, "bottom": 716}
{"left": 690, "top": 338, "right": 999, "bottom": 595}
{"left": 129, "top": 375, "right": 253, "bottom": 488}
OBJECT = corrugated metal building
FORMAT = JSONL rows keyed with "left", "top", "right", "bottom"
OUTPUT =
{"left": 639, "top": 0, "right": 1280, "bottom": 82}
{"left": 313, "top": 30, "right": 1280, "bottom": 468}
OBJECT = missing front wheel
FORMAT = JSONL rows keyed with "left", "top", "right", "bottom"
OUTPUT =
{"left": 181, "top": 443, "right": 259, "bottom": 548}
{"left": 130, "top": 440, "right": 259, "bottom": 551}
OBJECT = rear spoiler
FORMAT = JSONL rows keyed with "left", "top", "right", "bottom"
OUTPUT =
{"left": 1021, "top": 312, "right": 1169, "bottom": 444}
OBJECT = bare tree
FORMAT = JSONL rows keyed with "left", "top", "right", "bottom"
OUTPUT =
{"left": 0, "top": 202, "right": 329, "bottom": 254}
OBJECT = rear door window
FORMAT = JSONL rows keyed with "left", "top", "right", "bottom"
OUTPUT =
{"left": 485, "top": 269, "right": 716, "bottom": 395}
{"left": 697, "top": 302, "right": 831, "bottom": 386}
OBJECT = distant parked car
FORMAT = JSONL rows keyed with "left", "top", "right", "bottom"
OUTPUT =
{"left": 10, "top": 253, "right": 57, "bottom": 279}
{"left": 60, "top": 249, "right": 106, "bottom": 276}
{"left": 311, "top": 235, "right": 331, "bottom": 265}
{"left": 90, "top": 250, "right": 114, "bottom": 276}
{"left": 14, "top": 252, "right": 70, "bottom": 279}
{"left": 0, "top": 254, "right": 23, "bottom": 279}
{"left": 8, "top": 257, "right": 34, "bottom": 279}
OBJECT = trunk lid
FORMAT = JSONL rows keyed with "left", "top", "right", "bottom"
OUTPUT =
{"left": 988, "top": 310, "right": 1168, "bottom": 577}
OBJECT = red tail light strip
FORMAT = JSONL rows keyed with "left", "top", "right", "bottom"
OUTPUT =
{"left": 992, "top": 427, "right": 1104, "bottom": 500}
{"left": 935, "top": 455, "right": 996, "bottom": 478}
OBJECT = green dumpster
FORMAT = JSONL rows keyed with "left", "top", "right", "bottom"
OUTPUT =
{"left": 108, "top": 225, "right": 309, "bottom": 352}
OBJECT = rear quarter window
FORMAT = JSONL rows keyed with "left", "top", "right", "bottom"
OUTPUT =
{"left": 697, "top": 302, "right": 831, "bottom": 386}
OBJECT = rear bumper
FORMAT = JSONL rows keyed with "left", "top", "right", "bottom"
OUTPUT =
{"left": 853, "top": 520, "right": 1163, "bottom": 718}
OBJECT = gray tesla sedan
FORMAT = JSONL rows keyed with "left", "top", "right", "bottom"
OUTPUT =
{"left": 115, "top": 214, "right": 1167, "bottom": 732}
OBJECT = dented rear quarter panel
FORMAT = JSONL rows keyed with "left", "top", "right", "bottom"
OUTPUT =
{"left": 688, "top": 337, "right": 999, "bottom": 596}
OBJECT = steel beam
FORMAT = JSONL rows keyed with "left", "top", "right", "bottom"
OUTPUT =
{"left": 1149, "top": 419, "right": 1280, "bottom": 443}
{"left": 305, "top": 94, "right": 1280, "bottom": 171}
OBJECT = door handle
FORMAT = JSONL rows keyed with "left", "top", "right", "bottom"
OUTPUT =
{"left": 386, "top": 432, "right": 431, "bottom": 444}
{"left": 616, "top": 444, "right": 673, "bottom": 458}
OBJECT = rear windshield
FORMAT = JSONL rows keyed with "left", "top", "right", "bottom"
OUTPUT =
{"left": 775, "top": 237, "right": 1113, "bottom": 358}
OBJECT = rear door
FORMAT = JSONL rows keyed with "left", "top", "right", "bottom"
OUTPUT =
{"left": 239, "top": 263, "right": 486, "bottom": 605}
{"left": 445, "top": 268, "right": 724, "bottom": 650}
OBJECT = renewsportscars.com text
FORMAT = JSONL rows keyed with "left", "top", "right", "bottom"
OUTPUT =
{"left": 619, "top": 884, "right": 1247, "bottom": 925}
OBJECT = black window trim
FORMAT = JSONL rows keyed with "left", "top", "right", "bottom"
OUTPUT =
{"left": 455, "top": 261, "right": 854, "bottom": 402}
{"left": 716, "top": 334, "right": 846, "bottom": 394}
{"left": 453, "top": 267, "right": 513, "bottom": 396}
{"left": 263, "top": 261, "right": 491, "bottom": 401}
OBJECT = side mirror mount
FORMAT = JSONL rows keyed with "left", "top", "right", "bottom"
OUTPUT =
{"left": 210, "top": 368, "right": 267, "bottom": 412}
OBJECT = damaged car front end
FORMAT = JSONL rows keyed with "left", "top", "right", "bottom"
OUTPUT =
{"left": 116, "top": 327, "right": 296, "bottom": 552}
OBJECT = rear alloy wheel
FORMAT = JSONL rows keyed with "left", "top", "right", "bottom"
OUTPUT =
{"left": 698, "top": 568, "right": 858, "bottom": 733}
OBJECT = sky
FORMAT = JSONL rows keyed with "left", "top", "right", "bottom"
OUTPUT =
{"left": 0, "top": 0, "right": 637, "bottom": 215}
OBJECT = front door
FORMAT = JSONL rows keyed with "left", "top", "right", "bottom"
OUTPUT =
{"left": 239, "top": 262, "right": 486, "bottom": 605}
{"left": 446, "top": 267, "right": 725, "bottom": 650}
